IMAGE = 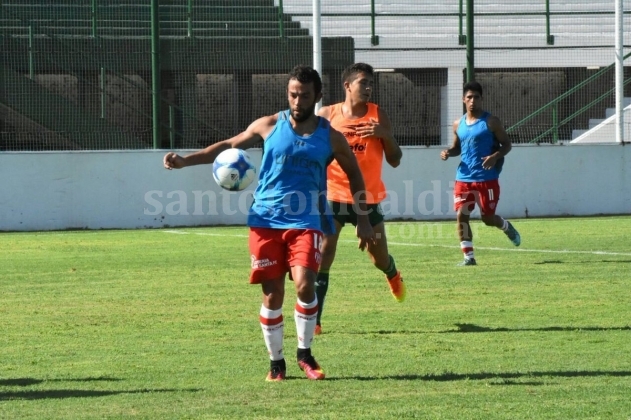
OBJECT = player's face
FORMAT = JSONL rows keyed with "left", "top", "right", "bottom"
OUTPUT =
{"left": 347, "top": 72, "right": 373, "bottom": 102}
{"left": 287, "top": 79, "right": 321, "bottom": 123}
{"left": 463, "top": 90, "right": 483, "bottom": 113}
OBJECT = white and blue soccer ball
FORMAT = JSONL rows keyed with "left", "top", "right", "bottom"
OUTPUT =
{"left": 212, "top": 148, "right": 257, "bottom": 191}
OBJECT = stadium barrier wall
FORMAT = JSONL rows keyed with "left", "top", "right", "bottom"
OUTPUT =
{"left": 0, "top": 144, "right": 629, "bottom": 232}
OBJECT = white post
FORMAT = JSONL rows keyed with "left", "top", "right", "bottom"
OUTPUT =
{"left": 442, "top": 68, "right": 464, "bottom": 145}
{"left": 313, "top": 0, "right": 322, "bottom": 112}
{"left": 615, "top": 0, "right": 624, "bottom": 143}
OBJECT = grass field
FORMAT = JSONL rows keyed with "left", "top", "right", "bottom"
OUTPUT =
{"left": 1, "top": 217, "right": 630, "bottom": 419}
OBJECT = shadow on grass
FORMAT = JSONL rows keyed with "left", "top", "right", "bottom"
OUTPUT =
{"left": 534, "top": 259, "right": 631, "bottom": 264}
{"left": 349, "top": 324, "right": 631, "bottom": 335}
{"left": 446, "top": 323, "right": 631, "bottom": 333}
{"left": 337, "top": 370, "right": 631, "bottom": 383}
{"left": 0, "top": 378, "right": 201, "bottom": 401}
{"left": 0, "top": 386, "right": 202, "bottom": 401}
{"left": 0, "top": 377, "right": 122, "bottom": 387}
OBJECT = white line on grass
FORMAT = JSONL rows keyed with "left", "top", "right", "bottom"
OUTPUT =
{"left": 160, "top": 230, "right": 631, "bottom": 257}
{"left": 385, "top": 241, "right": 631, "bottom": 257}
{"left": 163, "top": 230, "right": 248, "bottom": 238}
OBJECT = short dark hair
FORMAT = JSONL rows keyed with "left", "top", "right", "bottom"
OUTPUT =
{"left": 463, "top": 81, "right": 483, "bottom": 96}
{"left": 341, "top": 62, "right": 374, "bottom": 85}
{"left": 288, "top": 65, "right": 322, "bottom": 96}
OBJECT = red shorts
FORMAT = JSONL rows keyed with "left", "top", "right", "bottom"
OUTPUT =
{"left": 248, "top": 227, "right": 323, "bottom": 284}
{"left": 453, "top": 179, "right": 500, "bottom": 216}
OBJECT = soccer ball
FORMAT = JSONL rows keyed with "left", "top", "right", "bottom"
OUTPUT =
{"left": 212, "top": 148, "right": 257, "bottom": 191}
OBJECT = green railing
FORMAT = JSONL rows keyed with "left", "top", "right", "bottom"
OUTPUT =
{"left": 507, "top": 51, "right": 631, "bottom": 143}
{"left": 1, "top": 1, "right": 233, "bottom": 149}
{"left": 280, "top": 0, "right": 629, "bottom": 46}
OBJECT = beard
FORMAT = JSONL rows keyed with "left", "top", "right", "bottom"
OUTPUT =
{"left": 291, "top": 101, "right": 317, "bottom": 123}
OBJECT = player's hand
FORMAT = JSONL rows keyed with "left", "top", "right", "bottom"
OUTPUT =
{"left": 163, "top": 152, "right": 185, "bottom": 170}
{"left": 440, "top": 149, "right": 450, "bottom": 160}
{"left": 481, "top": 155, "right": 497, "bottom": 170}
{"left": 356, "top": 118, "right": 384, "bottom": 138}
{"left": 355, "top": 218, "right": 376, "bottom": 251}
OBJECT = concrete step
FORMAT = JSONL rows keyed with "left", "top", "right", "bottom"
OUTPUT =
{"left": 282, "top": 0, "right": 615, "bottom": 14}
{"left": 572, "top": 129, "right": 589, "bottom": 139}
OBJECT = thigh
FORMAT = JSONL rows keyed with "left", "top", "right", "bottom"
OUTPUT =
{"left": 249, "top": 227, "right": 288, "bottom": 284}
{"left": 366, "top": 203, "right": 385, "bottom": 227}
{"left": 284, "top": 229, "right": 323, "bottom": 274}
{"left": 453, "top": 181, "right": 477, "bottom": 214}
{"left": 474, "top": 179, "right": 500, "bottom": 216}
{"left": 328, "top": 200, "right": 352, "bottom": 227}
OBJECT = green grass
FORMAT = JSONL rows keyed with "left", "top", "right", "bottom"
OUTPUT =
{"left": 1, "top": 217, "right": 630, "bottom": 419}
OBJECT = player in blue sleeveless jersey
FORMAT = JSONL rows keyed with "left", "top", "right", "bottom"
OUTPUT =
{"left": 440, "top": 81, "right": 520, "bottom": 266}
{"left": 163, "top": 65, "right": 375, "bottom": 381}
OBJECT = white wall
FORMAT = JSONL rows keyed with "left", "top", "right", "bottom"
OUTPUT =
{"left": 0, "top": 145, "right": 629, "bottom": 232}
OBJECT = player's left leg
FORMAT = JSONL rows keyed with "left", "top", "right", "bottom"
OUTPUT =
{"left": 287, "top": 230, "right": 326, "bottom": 380}
{"left": 367, "top": 221, "right": 405, "bottom": 302}
{"left": 315, "top": 219, "right": 343, "bottom": 334}
{"left": 260, "top": 277, "right": 287, "bottom": 382}
{"left": 478, "top": 180, "right": 520, "bottom": 246}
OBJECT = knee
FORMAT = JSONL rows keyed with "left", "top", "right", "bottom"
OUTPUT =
{"left": 264, "top": 291, "right": 284, "bottom": 309}
{"left": 295, "top": 282, "right": 315, "bottom": 302}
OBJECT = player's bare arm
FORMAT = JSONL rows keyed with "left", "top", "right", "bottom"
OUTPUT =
{"left": 330, "top": 128, "right": 376, "bottom": 250}
{"left": 163, "top": 115, "right": 277, "bottom": 170}
{"left": 355, "top": 108, "right": 402, "bottom": 167}
{"left": 316, "top": 105, "right": 332, "bottom": 120}
{"left": 440, "top": 120, "right": 462, "bottom": 160}
{"left": 481, "top": 115, "right": 512, "bottom": 170}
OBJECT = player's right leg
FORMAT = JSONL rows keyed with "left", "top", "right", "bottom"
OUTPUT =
{"left": 368, "top": 221, "right": 405, "bottom": 302}
{"left": 456, "top": 207, "right": 476, "bottom": 266}
{"left": 454, "top": 182, "right": 477, "bottom": 266}
{"left": 260, "top": 278, "right": 287, "bottom": 382}
{"left": 249, "top": 227, "right": 290, "bottom": 381}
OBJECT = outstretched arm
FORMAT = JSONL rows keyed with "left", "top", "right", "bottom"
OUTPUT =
{"left": 163, "top": 115, "right": 276, "bottom": 170}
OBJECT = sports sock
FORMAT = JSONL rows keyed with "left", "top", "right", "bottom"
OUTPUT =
{"left": 381, "top": 255, "right": 398, "bottom": 279}
{"left": 500, "top": 218, "right": 509, "bottom": 231}
{"left": 259, "top": 305, "right": 284, "bottom": 361}
{"left": 460, "top": 241, "right": 474, "bottom": 259}
{"left": 294, "top": 298, "right": 318, "bottom": 350}
{"left": 315, "top": 271, "right": 329, "bottom": 325}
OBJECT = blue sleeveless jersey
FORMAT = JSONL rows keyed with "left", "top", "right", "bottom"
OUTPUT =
{"left": 455, "top": 111, "right": 502, "bottom": 182}
{"left": 248, "top": 110, "right": 335, "bottom": 233}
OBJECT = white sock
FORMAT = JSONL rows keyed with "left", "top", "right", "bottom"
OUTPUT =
{"left": 260, "top": 305, "right": 284, "bottom": 361}
{"left": 500, "top": 218, "right": 509, "bottom": 231}
{"left": 460, "top": 241, "right": 474, "bottom": 259}
{"left": 294, "top": 298, "right": 318, "bottom": 350}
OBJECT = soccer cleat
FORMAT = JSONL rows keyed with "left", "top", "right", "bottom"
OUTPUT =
{"left": 505, "top": 221, "right": 521, "bottom": 246}
{"left": 457, "top": 257, "right": 477, "bottom": 266}
{"left": 265, "top": 359, "right": 286, "bottom": 382}
{"left": 387, "top": 271, "right": 406, "bottom": 302}
{"left": 297, "top": 355, "right": 325, "bottom": 380}
{"left": 314, "top": 324, "right": 322, "bottom": 335}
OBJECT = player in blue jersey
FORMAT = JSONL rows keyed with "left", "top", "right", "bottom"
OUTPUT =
{"left": 440, "top": 81, "right": 520, "bottom": 266}
{"left": 163, "top": 65, "right": 375, "bottom": 381}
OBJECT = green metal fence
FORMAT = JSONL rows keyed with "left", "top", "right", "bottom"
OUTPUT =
{"left": 0, "top": 0, "right": 629, "bottom": 151}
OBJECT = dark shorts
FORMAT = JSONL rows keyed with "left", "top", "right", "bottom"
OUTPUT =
{"left": 328, "top": 201, "right": 384, "bottom": 227}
